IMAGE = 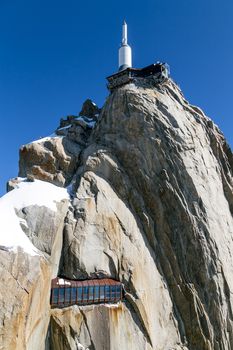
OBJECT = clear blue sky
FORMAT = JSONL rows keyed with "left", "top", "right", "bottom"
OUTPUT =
{"left": 0, "top": 0, "right": 232, "bottom": 196}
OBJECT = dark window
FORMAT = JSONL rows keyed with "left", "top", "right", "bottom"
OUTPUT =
{"left": 59, "top": 288, "right": 65, "bottom": 303}
{"left": 94, "top": 286, "right": 99, "bottom": 301}
{"left": 100, "top": 286, "right": 105, "bottom": 300}
{"left": 83, "top": 286, "right": 88, "bottom": 301}
{"left": 105, "top": 286, "right": 110, "bottom": 301}
{"left": 89, "top": 286, "right": 94, "bottom": 302}
{"left": 71, "top": 287, "right": 77, "bottom": 302}
{"left": 65, "top": 288, "right": 71, "bottom": 303}
{"left": 116, "top": 285, "right": 121, "bottom": 300}
{"left": 110, "top": 286, "right": 116, "bottom": 300}
{"left": 52, "top": 288, "right": 58, "bottom": 304}
{"left": 77, "top": 287, "right": 82, "bottom": 301}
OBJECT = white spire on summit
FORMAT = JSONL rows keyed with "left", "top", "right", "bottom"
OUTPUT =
{"left": 118, "top": 21, "right": 132, "bottom": 71}
{"left": 122, "top": 20, "right": 127, "bottom": 45}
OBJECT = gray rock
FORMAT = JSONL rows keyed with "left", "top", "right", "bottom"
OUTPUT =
{"left": 6, "top": 177, "right": 23, "bottom": 192}
{"left": 59, "top": 115, "right": 76, "bottom": 128}
{"left": 79, "top": 99, "right": 101, "bottom": 118}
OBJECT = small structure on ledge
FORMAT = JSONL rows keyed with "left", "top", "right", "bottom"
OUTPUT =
{"left": 50, "top": 277, "right": 123, "bottom": 308}
{"left": 106, "top": 21, "right": 170, "bottom": 91}
{"left": 107, "top": 62, "right": 169, "bottom": 91}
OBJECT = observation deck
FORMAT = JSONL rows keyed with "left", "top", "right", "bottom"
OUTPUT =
{"left": 50, "top": 277, "right": 123, "bottom": 308}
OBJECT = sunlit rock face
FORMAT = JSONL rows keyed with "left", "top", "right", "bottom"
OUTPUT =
{"left": 58, "top": 80, "right": 233, "bottom": 350}
{"left": 18, "top": 108, "right": 98, "bottom": 188}
{"left": 1, "top": 79, "right": 233, "bottom": 350}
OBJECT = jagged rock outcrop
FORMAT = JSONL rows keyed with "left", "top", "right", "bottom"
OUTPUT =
{"left": 19, "top": 100, "right": 99, "bottom": 187}
{"left": 79, "top": 99, "right": 101, "bottom": 119}
{"left": 1, "top": 79, "right": 233, "bottom": 350}
{"left": 18, "top": 134, "right": 82, "bottom": 187}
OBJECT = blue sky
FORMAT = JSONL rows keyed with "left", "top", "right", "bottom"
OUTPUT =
{"left": 0, "top": 0, "right": 232, "bottom": 196}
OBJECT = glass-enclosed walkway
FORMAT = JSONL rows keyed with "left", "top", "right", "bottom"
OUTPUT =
{"left": 50, "top": 277, "right": 123, "bottom": 308}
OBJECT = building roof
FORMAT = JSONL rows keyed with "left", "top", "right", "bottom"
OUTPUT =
{"left": 51, "top": 277, "right": 122, "bottom": 288}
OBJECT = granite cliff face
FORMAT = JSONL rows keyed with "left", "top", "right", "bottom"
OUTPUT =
{"left": 0, "top": 79, "right": 233, "bottom": 350}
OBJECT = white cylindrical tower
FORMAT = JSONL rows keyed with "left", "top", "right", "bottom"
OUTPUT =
{"left": 118, "top": 20, "right": 132, "bottom": 71}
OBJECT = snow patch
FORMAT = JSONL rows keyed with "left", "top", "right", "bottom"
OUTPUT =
{"left": 77, "top": 343, "right": 86, "bottom": 350}
{"left": 31, "top": 134, "right": 62, "bottom": 144}
{"left": 15, "top": 177, "right": 27, "bottom": 182}
{"left": 57, "top": 125, "right": 71, "bottom": 131}
{"left": 0, "top": 180, "right": 69, "bottom": 256}
{"left": 77, "top": 116, "right": 96, "bottom": 128}
{"left": 57, "top": 278, "right": 71, "bottom": 285}
{"left": 103, "top": 302, "right": 121, "bottom": 308}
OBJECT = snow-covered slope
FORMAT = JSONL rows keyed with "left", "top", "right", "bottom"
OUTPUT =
{"left": 0, "top": 179, "right": 69, "bottom": 255}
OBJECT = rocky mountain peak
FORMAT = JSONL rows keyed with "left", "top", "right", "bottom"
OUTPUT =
{"left": 1, "top": 77, "right": 233, "bottom": 350}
